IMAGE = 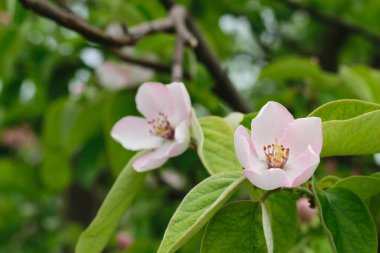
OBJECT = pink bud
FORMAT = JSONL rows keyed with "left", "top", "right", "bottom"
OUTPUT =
{"left": 116, "top": 232, "right": 133, "bottom": 250}
{"left": 297, "top": 198, "right": 315, "bottom": 223}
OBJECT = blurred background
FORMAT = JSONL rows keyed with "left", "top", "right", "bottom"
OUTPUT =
{"left": 1, "top": 0, "right": 380, "bottom": 252}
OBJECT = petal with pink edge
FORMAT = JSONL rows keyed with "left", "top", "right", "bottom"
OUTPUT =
{"left": 167, "top": 82, "right": 192, "bottom": 125}
{"left": 285, "top": 145, "right": 320, "bottom": 187}
{"left": 133, "top": 142, "right": 175, "bottom": 172}
{"left": 244, "top": 165, "right": 289, "bottom": 190}
{"left": 234, "top": 125, "right": 258, "bottom": 170}
{"left": 251, "top": 101, "right": 294, "bottom": 159}
{"left": 280, "top": 117, "right": 322, "bottom": 160}
{"left": 136, "top": 82, "right": 172, "bottom": 120}
{"left": 111, "top": 116, "right": 163, "bottom": 151}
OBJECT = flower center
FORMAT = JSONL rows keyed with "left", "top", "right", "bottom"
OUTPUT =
{"left": 148, "top": 112, "right": 175, "bottom": 140}
{"left": 263, "top": 139, "right": 290, "bottom": 169}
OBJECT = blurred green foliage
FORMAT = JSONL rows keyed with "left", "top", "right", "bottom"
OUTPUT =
{"left": 1, "top": 0, "right": 380, "bottom": 252}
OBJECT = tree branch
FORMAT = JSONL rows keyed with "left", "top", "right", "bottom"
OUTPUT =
{"left": 20, "top": 0, "right": 174, "bottom": 47}
{"left": 161, "top": 0, "right": 251, "bottom": 113}
{"left": 110, "top": 48, "right": 190, "bottom": 79}
{"left": 170, "top": 6, "right": 195, "bottom": 81}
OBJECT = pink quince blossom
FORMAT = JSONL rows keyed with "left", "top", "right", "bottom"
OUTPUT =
{"left": 234, "top": 101, "right": 322, "bottom": 190}
{"left": 111, "top": 82, "right": 191, "bottom": 172}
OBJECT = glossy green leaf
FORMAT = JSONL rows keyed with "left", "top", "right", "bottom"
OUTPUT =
{"left": 75, "top": 153, "right": 146, "bottom": 253}
{"left": 309, "top": 99, "right": 380, "bottom": 121}
{"left": 158, "top": 172, "right": 245, "bottom": 253}
{"left": 321, "top": 110, "right": 380, "bottom": 156}
{"left": 265, "top": 191, "right": 298, "bottom": 253}
{"left": 314, "top": 187, "right": 377, "bottom": 253}
{"left": 201, "top": 201, "right": 267, "bottom": 253}
{"left": 195, "top": 116, "right": 241, "bottom": 175}
{"left": 333, "top": 176, "right": 380, "bottom": 201}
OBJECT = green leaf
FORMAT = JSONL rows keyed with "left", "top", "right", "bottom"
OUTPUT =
{"left": 309, "top": 99, "right": 380, "bottom": 121}
{"left": 201, "top": 201, "right": 267, "bottom": 253}
{"left": 321, "top": 109, "right": 380, "bottom": 156}
{"left": 259, "top": 57, "right": 320, "bottom": 81}
{"left": 195, "top": 116, "right": 242, "bottom": 175}
{"left": 339, "top": 66, "right": 375, "bottom": 102}
{"left": 75, "top": 153, "right": 146, "bottom": 253}
{"left": 157, "top": 172, "right": 245, "bottom": 253}
{"left": 314, "top": 187, "right": 378, "bottom": 253}
{"left": 333, "top": 176, "right": 380, "bottom": 201}
{"left": 265, "top": 191, "right": 298, "bottom": 253}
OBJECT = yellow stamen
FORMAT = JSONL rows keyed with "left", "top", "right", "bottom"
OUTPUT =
{"left": 263, "top": 139, "right": 289, "bottom": 169}
{"left": 148, "top": 112, "right": 175, "bottom": 140}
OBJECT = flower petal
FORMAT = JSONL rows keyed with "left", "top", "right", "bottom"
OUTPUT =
{"left": 244, "top": 165, "right": 289, "bottom": 190}
{"left": 251, "top": 101, "right": 294, "bottom": 159}
{"left": 280, "top": 117, "right": 322, "bottom": 160}
{"left": 169, "top": 121, "right": 191, "bottom": 156}
{"left": 136, "top": 82, "right": 172, "bottom": 120}
{"left": 133, "top": 142, "right": 175, "bottom": 172}
{"left": 234, "top": 125, "right": 258, "bottom": 170}
{"left": 111, "top": 116, "right": 162, "bottom": 151}
{"left": 167, "top": 82, "right": 192, "bottom": 125}
{"left": 285, "top": 145, "right": 320, "bottom": 187}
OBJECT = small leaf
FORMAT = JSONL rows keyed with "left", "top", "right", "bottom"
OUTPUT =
{"left": 314, "top": 186, "right": 378, "bottom": 253}
{"left": 309, "top": 99, "right": 380, "bottom": 121}
{"left": 157, "top": 172, "right": 245, "bottom": 253}
{"left": 224, "top": 112, "right": 244, "bottom": 128}
{"left": 196, "top": 116, "right": 242, "bottom": 175}
{"left": 201, "top": 201, "right": 267, "bottom": 253}
{"left": 75, "top": 153, "right": 146, "bottom": 253}
{"left": 333, "top": 176, "right": 380, "bottom": 201}
{"left": 321, "top": 109, "right": 380, "bottom": 156}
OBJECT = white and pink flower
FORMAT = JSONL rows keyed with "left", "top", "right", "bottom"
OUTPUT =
{"left": 111, "top": 82, "right": 191, "bottom": 172}
{"left": 234, "top": 101, "right": 322, "bottom": 190}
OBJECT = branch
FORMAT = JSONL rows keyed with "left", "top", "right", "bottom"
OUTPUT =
{"left": 276, "top": 0, "right": 380, "bottom": 46}
{"left": 170, "top": 6, "right": 196, "bottom": 82}
{"left": 161, "top": 0, "right": 251, "bottom": 113}
{"left": 110, "top": 48, "right": 190, "bottom": 79}
{"left": 20, "top": 0, "right": 174, "bottom": 47}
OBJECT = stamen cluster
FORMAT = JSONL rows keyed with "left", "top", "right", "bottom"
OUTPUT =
{"left": 148, "top": 112, "right": 175, "bottom": 140}
{"left": 263, "top": 141, "right": 290, "bottom": 169}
